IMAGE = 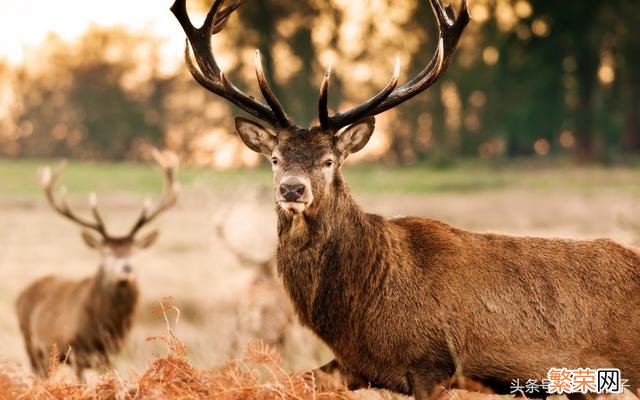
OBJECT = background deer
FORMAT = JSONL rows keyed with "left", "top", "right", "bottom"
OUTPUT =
{"left": 213, "top": 204, "right": 296, "bottom": 353}
{"left": 16, "top": 150, "right": 179, "bottom": 378}
{"left": 173, "top": 0, "right": 640, "bottom": 399}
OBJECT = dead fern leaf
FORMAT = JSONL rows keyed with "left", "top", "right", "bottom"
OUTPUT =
{"left": 47, "top": 343, "right": 60, "bottom": 378}
{"left": 244, "top": 340, "right": 282, "bottom": 366}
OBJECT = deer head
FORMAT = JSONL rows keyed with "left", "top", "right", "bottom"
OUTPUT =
{"left": 172, "top": 0, "right": 469, "bottom": 216}
{"left": 214, "top": 202, "right": 275, "bottom": 279}
{"left": 39, "top": 150, "right": 180, "bottom": 283}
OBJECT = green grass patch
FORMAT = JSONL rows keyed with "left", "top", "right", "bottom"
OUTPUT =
{"left": 2, "top": 157, "right": 640, "bottom": 198}
{"left": 0, "top": 158, "right": 272, "bottom": 197}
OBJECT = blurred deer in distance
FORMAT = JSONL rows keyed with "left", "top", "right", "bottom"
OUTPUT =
{"left": 16, "top": 150, "right": 180, "bottom": 378}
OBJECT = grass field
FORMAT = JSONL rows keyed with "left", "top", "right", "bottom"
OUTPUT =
{"left": 2, "top": 157, "right": 640, "bottom": 397}
{"left": 4, "top": 157, "right": 640, "bottom": 196}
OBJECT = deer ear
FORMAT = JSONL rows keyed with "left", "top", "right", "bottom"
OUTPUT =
{"left": 136, "top": 230, "right": 159, "bottom": 249}
{"left": 81, "top": 230, "right": 102, "bottom": 249}
{"left": 234, "top": 117, "right": 277, "bottom": 155}
{"left": 334, "top": 117, "right": 375, "bottom": 156}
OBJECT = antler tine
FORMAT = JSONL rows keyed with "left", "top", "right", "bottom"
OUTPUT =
{"left": 214, "top": 222, "right": 267, "bottom": 268}
{"left": 255, "top": 50, "right": 294, "bottom": 127}
{"left": 432, "top": 0, "right": 455, "bottom": 27}
{"left": 172, "top": 0, "right": 294, "bottom": 129}
{"left": 88, "top": 192, "right": 107, "bottom": 231}
{"left": 325, "top": 0, "right": 469, "bottom": 130}
{"left": 170, "top": 0, "right": 196, "bottom": 37}
{"left": 318, "top": 68, "right": 332, "bottom": 129}
{"left": 370, "top": 0, "right": 469, "bottom": 114}
{"left": 211, "top": 0, "right": 243, "bottom": 34}
{"left": 40, "top": 162, "right": 109, "bottom": 236}
{"left": 127, "top": 150, "right": 180, "bottom": 238}
{"left": 324, "top": 58, "right": 400, "bottom": 131}
{"left": 214, "top": 204, "right": 270, "bottom": 267}
{"left": 202, "top": 0, "right": 226, "bottom": 37}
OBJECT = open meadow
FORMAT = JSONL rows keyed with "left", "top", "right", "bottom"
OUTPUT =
{"left": 2, "top": 158, "right": 640, "bottom": 397}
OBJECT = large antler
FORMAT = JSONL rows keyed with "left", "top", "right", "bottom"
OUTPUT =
{"left": 319, "top": 0, "right": 470, "bottom": 131}
{"left": 215, "top": 222, "right": 270, "bottom": 269}
{"left": 172, "top": 0, "right": 468, "bottom": 132}
{"left": 213, "top": 205, "right": 274, "bottom": 278}
{"left": 126, "top": 150, "right": 181, "bottom": 238}
{"left": 171, "top": 0, "right": 294, "bottom": 129}
{"left": 40, "top": 162, "right": 110, "bottom": 237}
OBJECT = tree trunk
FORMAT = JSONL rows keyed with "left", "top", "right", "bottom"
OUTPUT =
{"left": 572, "top": 48, "right": 598, "bottom": 163}
{"left": 621, "top": 55, "right": 640, "bottom": 151}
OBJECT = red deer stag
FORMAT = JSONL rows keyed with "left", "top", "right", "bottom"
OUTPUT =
{"left": 214, "top": 205, "right": 295, "bottom": 353}
{"left": 173, "top": 0, "right": 640, "bottom": 398}
{"left": 16, "top": 150, "right": 179, "bottom": 378}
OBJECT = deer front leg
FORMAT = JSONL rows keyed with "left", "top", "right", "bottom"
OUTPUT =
{"left": 319, "top": 358, "right": 340, "bottom": 374}
{"left": 409, "top": 365, "right": 455, "bottom": 400}
{"left": 314, "top": 359, "right": 370, "bottom": 390}
{"left": 93, "top": 352, "right": 112, "bottom": 375}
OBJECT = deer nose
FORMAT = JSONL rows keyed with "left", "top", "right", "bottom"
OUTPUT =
{"left": 280, "top": 183, "right": 305, "bottom": 202}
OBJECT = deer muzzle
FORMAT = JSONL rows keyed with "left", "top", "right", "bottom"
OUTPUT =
{"left": 277, "top": 176, "right": 313, "bottom": 213}
{"left": 280, "top": 183, "right": 305, "bottom": 202}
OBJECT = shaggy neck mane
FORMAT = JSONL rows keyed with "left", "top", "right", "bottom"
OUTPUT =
{"left": 276, "top": 173, "right": 390, "bottom": 341}
{"left": 86, "top": 270, "right": 139, "bottom": 349}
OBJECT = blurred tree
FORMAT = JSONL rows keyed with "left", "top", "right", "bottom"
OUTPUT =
{"left": 616, "top": 0, "right": 640, "bottom": 152}
{"left": 12, "top": 28, "right": 167, "bottom": 160}
{"left": 530, "top": 1, "right": 604, "bottom": 162}
{"left": 0, "top": 60, "right": 19, "bottom": 157}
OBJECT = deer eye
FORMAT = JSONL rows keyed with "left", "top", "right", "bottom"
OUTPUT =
{"left": 323, "top": 159, "right": 334, "bottom": 168}
{"left": 271, "top": 157, "right": 279, "bottom": 166}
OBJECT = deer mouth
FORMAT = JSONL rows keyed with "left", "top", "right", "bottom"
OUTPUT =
{"left": 115, "top": 266, "right": 137, "bottom": 284}
{"left": 117, "top": 274, "right": 137, "bottom": 285}
{"left": 278, "top": 200, "right": 310, "bottom": 214}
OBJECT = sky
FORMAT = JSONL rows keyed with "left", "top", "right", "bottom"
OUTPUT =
{"left": 0, "top": 0, "right": 189, "bottom": 70}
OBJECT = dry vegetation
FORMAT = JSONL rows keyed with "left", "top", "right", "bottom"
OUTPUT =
{"left": 0, "top": 300, "right": 351, "bottom": 399}
{"left": 0, "top": 308, "right": 636, "bottom": 399}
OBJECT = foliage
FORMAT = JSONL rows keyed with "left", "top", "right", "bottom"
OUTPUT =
{"left": 10, "top": 28, "right": 164, "bottom": 160}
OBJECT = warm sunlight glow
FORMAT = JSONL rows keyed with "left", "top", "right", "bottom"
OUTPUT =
{"left": 495, "top": 1, "right": 517, "bottom": 32}
{"left": 469, "top": 91, "right": 487, "bottom": 108}
{"left": 514, "top": 0, "right": 533, "bottom": 19}
{"left": 470, "top": 4, "right": 490, "bottom": 24}
{"left": 531, "top": 18, "right": 550, "bottom": 37}
{"left": 559, "top": 130, "right": 576, "bottom": 149}
{"left": 0, "top": 0, "right": 185, "bottom": 73}
{"left": 482, "top": 46, "right": 500, "bottom": 65}
{"left": 478, "top": 138, "right": 505, "bottom": 159}
{"left": 533, "top": 138, "right": 550, "bottom": 156}
{"left": 598, "top": 52, "right": 616, "bottom": 85}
